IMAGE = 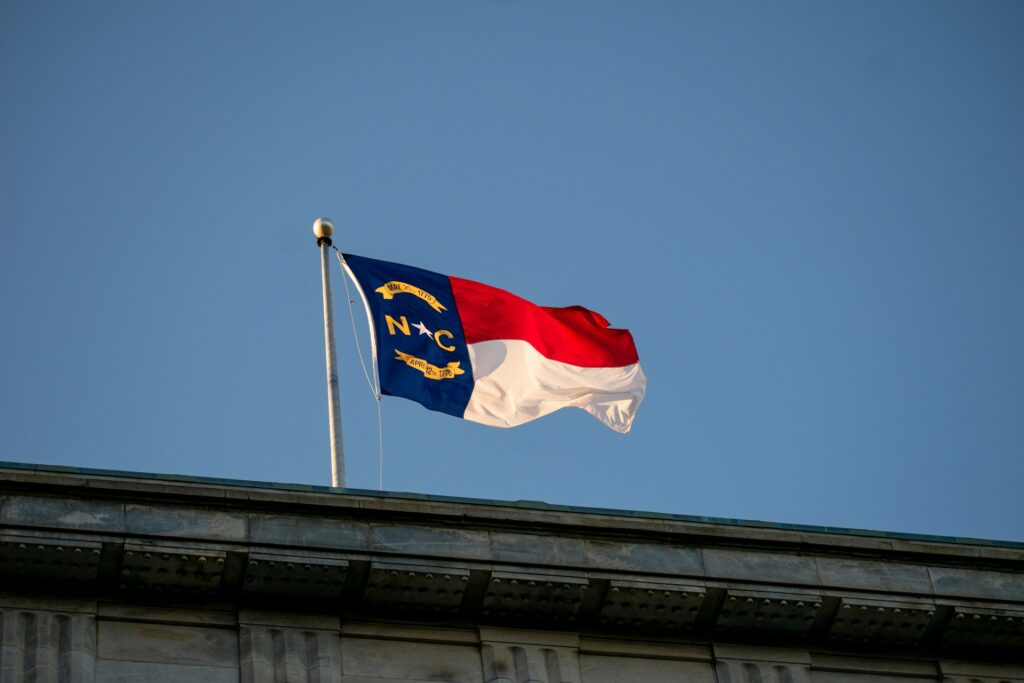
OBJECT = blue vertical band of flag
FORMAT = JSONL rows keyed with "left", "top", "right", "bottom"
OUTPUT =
{"left": 343, "top": 254, "right": 474, "bottom": 418}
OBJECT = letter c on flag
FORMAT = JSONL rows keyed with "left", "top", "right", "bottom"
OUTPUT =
{"left": 434, "top": 330, "right": 455, "bottom": 352}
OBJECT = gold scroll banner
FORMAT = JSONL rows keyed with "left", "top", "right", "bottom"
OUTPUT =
{"left": 394, "top": 350, "right": 464, "bottom": 380}
{"left": 374, "top": 281, "right": 447, "bottom": 313}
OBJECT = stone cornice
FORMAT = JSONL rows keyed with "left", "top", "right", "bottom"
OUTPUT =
{"left": 1, "top": 463, "right": 1021, "bottom": 561}
{"left": 1, "top": 463, "right": 1022, "bottom": 660}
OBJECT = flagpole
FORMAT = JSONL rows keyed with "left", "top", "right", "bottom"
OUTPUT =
{"left": 313, "top": 217, "right": 345, "bottom": 488}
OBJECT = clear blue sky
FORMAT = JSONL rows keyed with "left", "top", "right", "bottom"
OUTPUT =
{"left": 2, "top": 1, "right": 1022, "bottom": 541}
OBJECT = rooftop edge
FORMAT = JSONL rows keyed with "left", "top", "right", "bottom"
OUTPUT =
{"left": 1, "top": 459, "right": 1020, "bottom": 551}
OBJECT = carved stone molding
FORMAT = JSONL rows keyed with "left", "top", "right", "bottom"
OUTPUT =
{"left": 239, "top": 625, "right": 341, "bottom": 683}
{"left": 714, "top": 646, "right": 812, "bottom": 683}
{"left": 0, "top": 608, "right": 95, "bottom": 683}
{"left": 480, "top": 630, "right": 581, "bottom": 683}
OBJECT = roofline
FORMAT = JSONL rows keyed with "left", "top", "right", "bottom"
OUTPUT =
{"left": 2, "top": 460, "right": 1020, "bottom": 551}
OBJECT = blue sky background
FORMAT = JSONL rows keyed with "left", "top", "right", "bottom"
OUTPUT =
{"left": 2, "top": 1, "right": 1022, "bottom": 541}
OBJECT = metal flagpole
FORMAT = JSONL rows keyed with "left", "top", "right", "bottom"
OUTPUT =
{"left": 313, "top": 217, "right": 345, "bottom": 488}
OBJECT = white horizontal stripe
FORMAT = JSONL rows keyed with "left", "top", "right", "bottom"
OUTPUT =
{"left": 463, "top": 339, "right": 647, "bottom": 433}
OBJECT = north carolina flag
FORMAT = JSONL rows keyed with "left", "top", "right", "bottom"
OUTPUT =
{"left": 342, "top": 254, "right": 647, "bottom": 433}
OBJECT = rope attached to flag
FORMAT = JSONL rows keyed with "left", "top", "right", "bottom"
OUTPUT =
{"left": 334, "top": 248, "right": 386, "bottom": 491}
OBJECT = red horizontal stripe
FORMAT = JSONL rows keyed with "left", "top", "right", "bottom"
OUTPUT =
{"left": 450, "top": 276, "right": 639, "bottom": 368}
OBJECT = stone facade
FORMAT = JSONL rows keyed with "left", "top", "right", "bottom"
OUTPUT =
{"left": 0, "top": 462, "right": 1021, "bottom": 682}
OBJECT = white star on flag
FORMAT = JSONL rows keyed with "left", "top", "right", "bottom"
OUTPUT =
{"left": 412, "top": 321, "right": 434, "bottom": 339}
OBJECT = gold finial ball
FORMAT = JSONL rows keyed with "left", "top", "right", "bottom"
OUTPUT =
{"left": 313, "top": 217, "right": 335, "bottom": 239}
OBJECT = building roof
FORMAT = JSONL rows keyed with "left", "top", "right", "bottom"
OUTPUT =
{"left": 2, "top": 460, "right": 1022, "bottom": 659}
{"left": 2, "top": 460, "right": 1020, "bottom": 551}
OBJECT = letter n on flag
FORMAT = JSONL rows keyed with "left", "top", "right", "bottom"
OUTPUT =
{"left": 341, "top": 254, "right": 647, "bottom": 433}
